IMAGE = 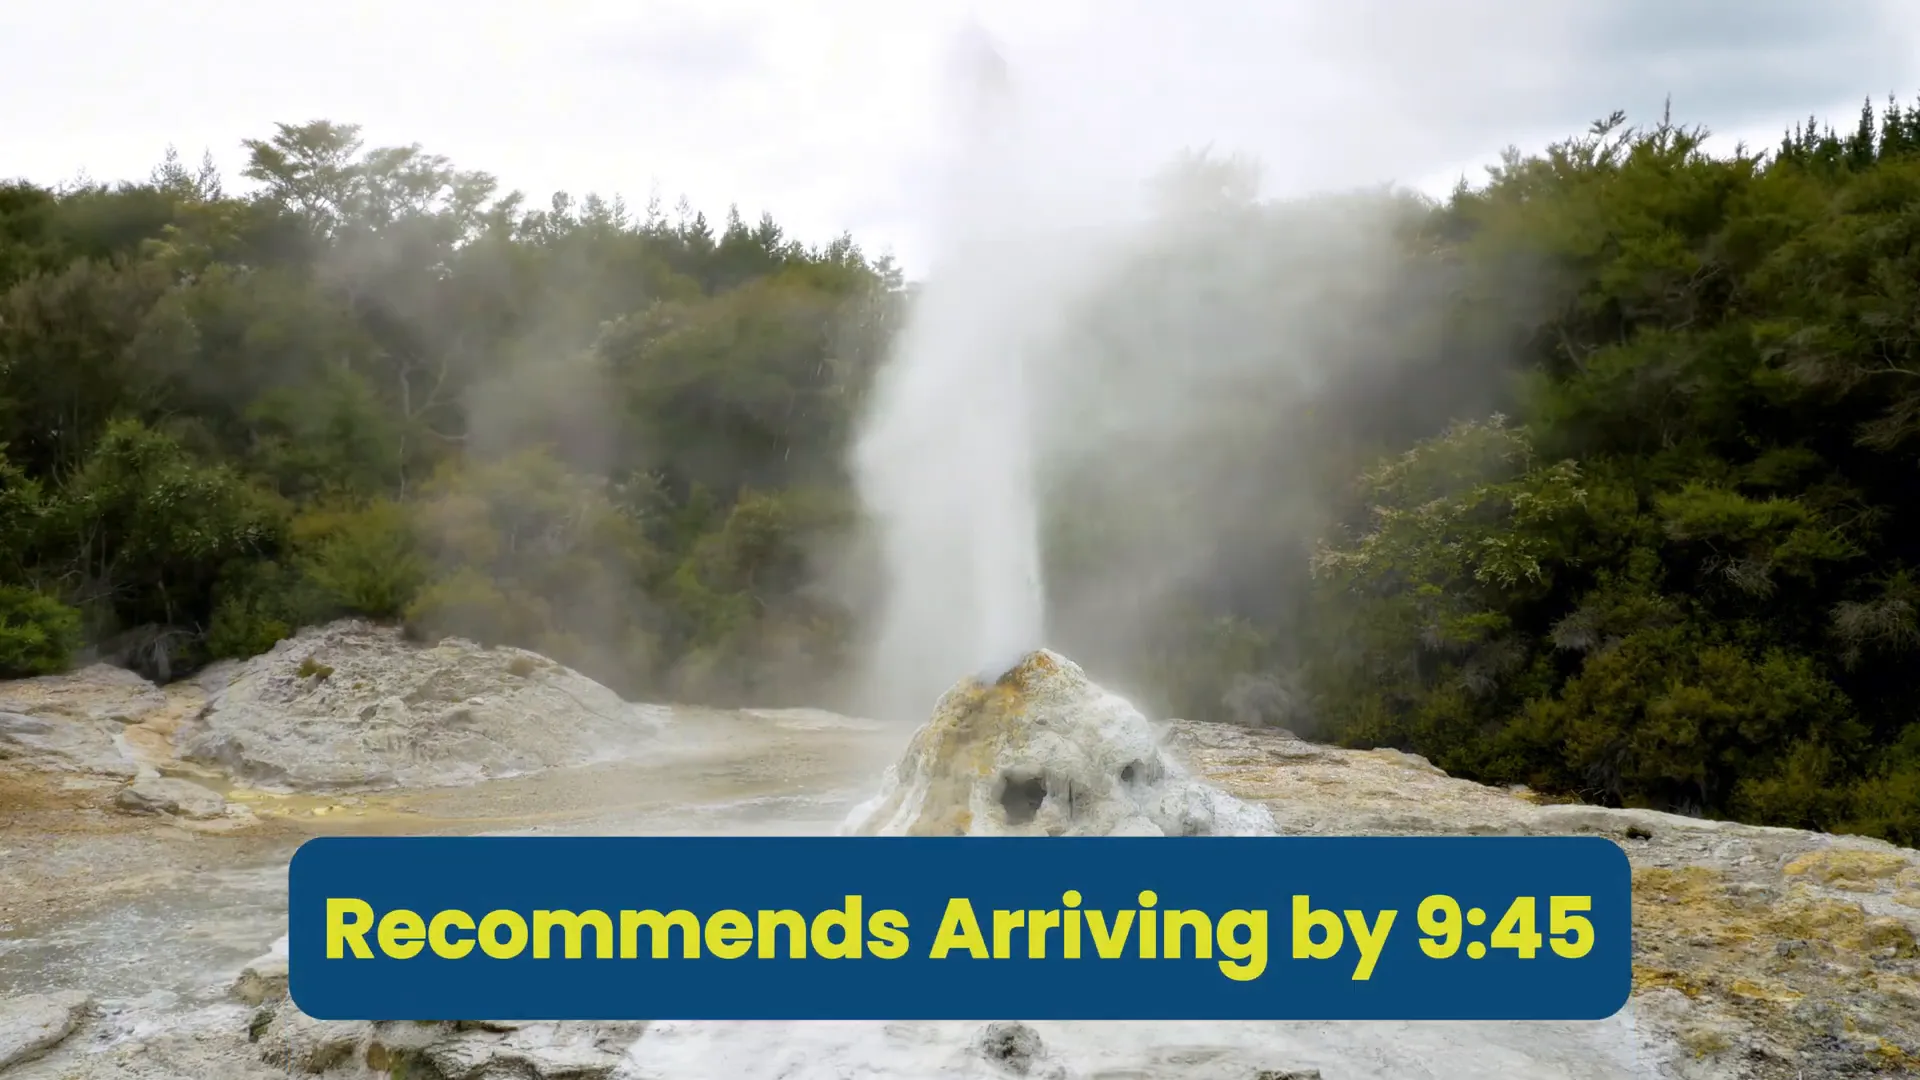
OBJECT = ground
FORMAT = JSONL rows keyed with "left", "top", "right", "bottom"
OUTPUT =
{"left": 2, "top": 637, "right": 1918, "bottom": 1079}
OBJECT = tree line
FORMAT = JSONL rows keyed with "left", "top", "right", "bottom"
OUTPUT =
{"left": 1297, "top": 100, "right": 1920, "bottom": 844}
{"left": 0, "top": 120, "right": 900, "bottom": 707}
{"left": 3, "top": 99, "right": 1918, "bottom": 843}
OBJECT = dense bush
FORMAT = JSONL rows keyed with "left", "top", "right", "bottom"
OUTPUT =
{"left": 6, "top": 102, "right": 1920, "bottom": 841}
{"left": 0, "top": 585, "right": 81, "bottom": 677}
{"left": 0, "top": 122, "right": 897, "bottom": 702}
{"left": 1296, "top": 106, "right": 1920, "bottom": 844}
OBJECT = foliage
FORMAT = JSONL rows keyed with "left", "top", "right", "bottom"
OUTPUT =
{"left": 294, "top": 499, "right": 425, "bottom": 619}
{"left": 1296, "top": 100, "right": 1920, "bottom": 843}
{"left": 0, "top": 121, "right": 895, "bottom": 706}
{"left": 0, "top": 586, "right": 81, "bottom": 677}
{"left": 9, "top": 102, "right": 1920, "bottom": 842}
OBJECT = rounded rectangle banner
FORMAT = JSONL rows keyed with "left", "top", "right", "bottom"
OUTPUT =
{"left": 288, "top": 835, "right": 1631, "bottom": 1021}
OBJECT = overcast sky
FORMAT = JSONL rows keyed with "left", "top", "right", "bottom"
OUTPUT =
{"left": 5, "top": 0, "right": 1917, "bottom": 273}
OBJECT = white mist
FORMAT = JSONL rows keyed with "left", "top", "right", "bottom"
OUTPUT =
{"left": 849, "top": 26, "right": 1131, "bottom": 721}
{"left": 843, "top": 3, "right": 1611, "bottom": 724}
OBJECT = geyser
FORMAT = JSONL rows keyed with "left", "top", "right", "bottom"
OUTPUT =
{"left": 848, "top": 26, "right": 1134, "bottom": 721}
{"left": 850, "top": 27, "right": 1043, "bottom": 722}
{"left": 841, "top": 649, "right": 1275, "bottom": 838}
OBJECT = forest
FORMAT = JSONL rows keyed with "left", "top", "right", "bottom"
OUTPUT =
{"left": 3, "top": 98, "right": 1919, "bottom": 844}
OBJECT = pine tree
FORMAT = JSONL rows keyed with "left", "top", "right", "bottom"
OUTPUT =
{"left": 1846, "top": 98, "right": 1877, "bottom": 169}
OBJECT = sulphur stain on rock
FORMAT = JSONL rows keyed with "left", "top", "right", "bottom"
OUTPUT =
{"left": 994, "top": 649, "right": 1060, "bottom": 689}
{"left": 1867, "top": 1038, "right": 1917, "bottom": 1073}
{"left": 1676, "top": 1025, "right": 1732, "bottom": 1060}
{"left": 845, "top": 666, "right": 1045, "bottom": 837}
{"left": 1863, "top": 917, "right": 1920, "bottom": 958}
{"left": 1636, "top": 865, "right": 1917, "bottom": 959}
{"left": 1782, "top": 848, "right": 1914, "bottom": 890}
{"left": 1630, "top": 862, "right": 1920, "bottom": 1069}
{"left": 871, "top": 650, "right": 1091, "bottom": 836}
{"left": 1512, "top": 788, "right": 1584, "bottom": 807}
{"left": 1726, "top": 978, "right": 1804, "bottom": 1004}
{"left": 1633, "top": 963, "right": 1708, "bottom": 998}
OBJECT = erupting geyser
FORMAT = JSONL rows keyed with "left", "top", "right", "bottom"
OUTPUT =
{"left": 841, "top": 649, "right": 1275, "bottom": 838}
{"left": 849, "top": 24, "right": 1118, "bottom": 722}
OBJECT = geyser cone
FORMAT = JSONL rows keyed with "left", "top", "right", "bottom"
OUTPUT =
{"left": 841, "top": 649, "right": 1274, "bottom": 837}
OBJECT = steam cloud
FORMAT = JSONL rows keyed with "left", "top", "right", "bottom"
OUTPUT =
{"left": 845, "top": 13, "right": 1518, "bottom": 724}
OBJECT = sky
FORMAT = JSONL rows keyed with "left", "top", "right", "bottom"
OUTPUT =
{"left": 4, "top": 0, "right": 1918, "bottom": 274}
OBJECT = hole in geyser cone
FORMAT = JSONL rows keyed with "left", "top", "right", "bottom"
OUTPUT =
{"left": 998, "top": 774, "right": 1047, "bottom": 825}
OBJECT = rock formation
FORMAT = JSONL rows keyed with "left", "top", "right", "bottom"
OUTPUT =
{"left": 0, "top": 619, "right": 668, "bottom": 797}
{"left": 0, "top": 992, "right": 91, "bottom": 1071}
{"left": 0, "top": 662, "right": 194, "bottom": 780}
{"left": 112, "top": 776, "right": 229, "bottom": 819}
{"left": 175, "top": 620, "right": 669, "bottom": 791}
{"left": 834, "top": 649, "right": 1920, "bottom": 1074}
{"left": 1, "top": 627, "right": 1917, "bottom": 1078}
{"left": 842, "top": 649, "right": 1273, "bottom": 838}
{"left": 1168, "top": 721, "right": 1920, "bottom": 1078}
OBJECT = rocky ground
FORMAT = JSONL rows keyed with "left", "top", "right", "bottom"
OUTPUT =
{"left": 0, "top": 625, "right": 1915, "bottom": 1079}
{"left": 1171, "top": 722, "right": 1920, "bottom": 1078}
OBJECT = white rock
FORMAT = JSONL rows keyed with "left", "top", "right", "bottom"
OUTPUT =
{"left": 842, "top": 650, "right": 1274, "bottom": 837}
{"left": 0, "top": 990, "right": 91, "bottom": 1070}
{"left": 173, "top": 620, "right": 669, "bottom": 792}
{"left": 407, "top": 1022, "right": 643, "bottom": 1079}
{"left": 0, "top": 705, "right": 134, "bottom": 778}
{"left": 0, "top": 662, "right": 211, "bottom": 780}
{"left": 254, "top": 1001, "right": 369, "bottom": 1074}
{"left": 229, "top": 953, "right": 289, "bottom": 1006}
{"left": 113, "top": 777, "right": 227, "bottom": 819}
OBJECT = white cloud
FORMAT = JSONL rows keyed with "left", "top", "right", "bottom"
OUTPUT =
{"left": 4, "top": 1, "right": 1916, "bottom": 273}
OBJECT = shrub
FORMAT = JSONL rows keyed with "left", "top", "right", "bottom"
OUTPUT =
{"left": 403, "top": 567, "right": 536, "bottom": 648}
{"left": 294, "top": 499, "right": 426, "bottom": 619}
{"left": 0, "top": 585, "right": 82, "bottom": 677}
{"left": 204, "top": 559, "right": 328, "bottom": 661}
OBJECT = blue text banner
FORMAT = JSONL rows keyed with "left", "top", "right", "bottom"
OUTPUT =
{"left": 288, "top": 835, "right": 1632, "bottom": 1021}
